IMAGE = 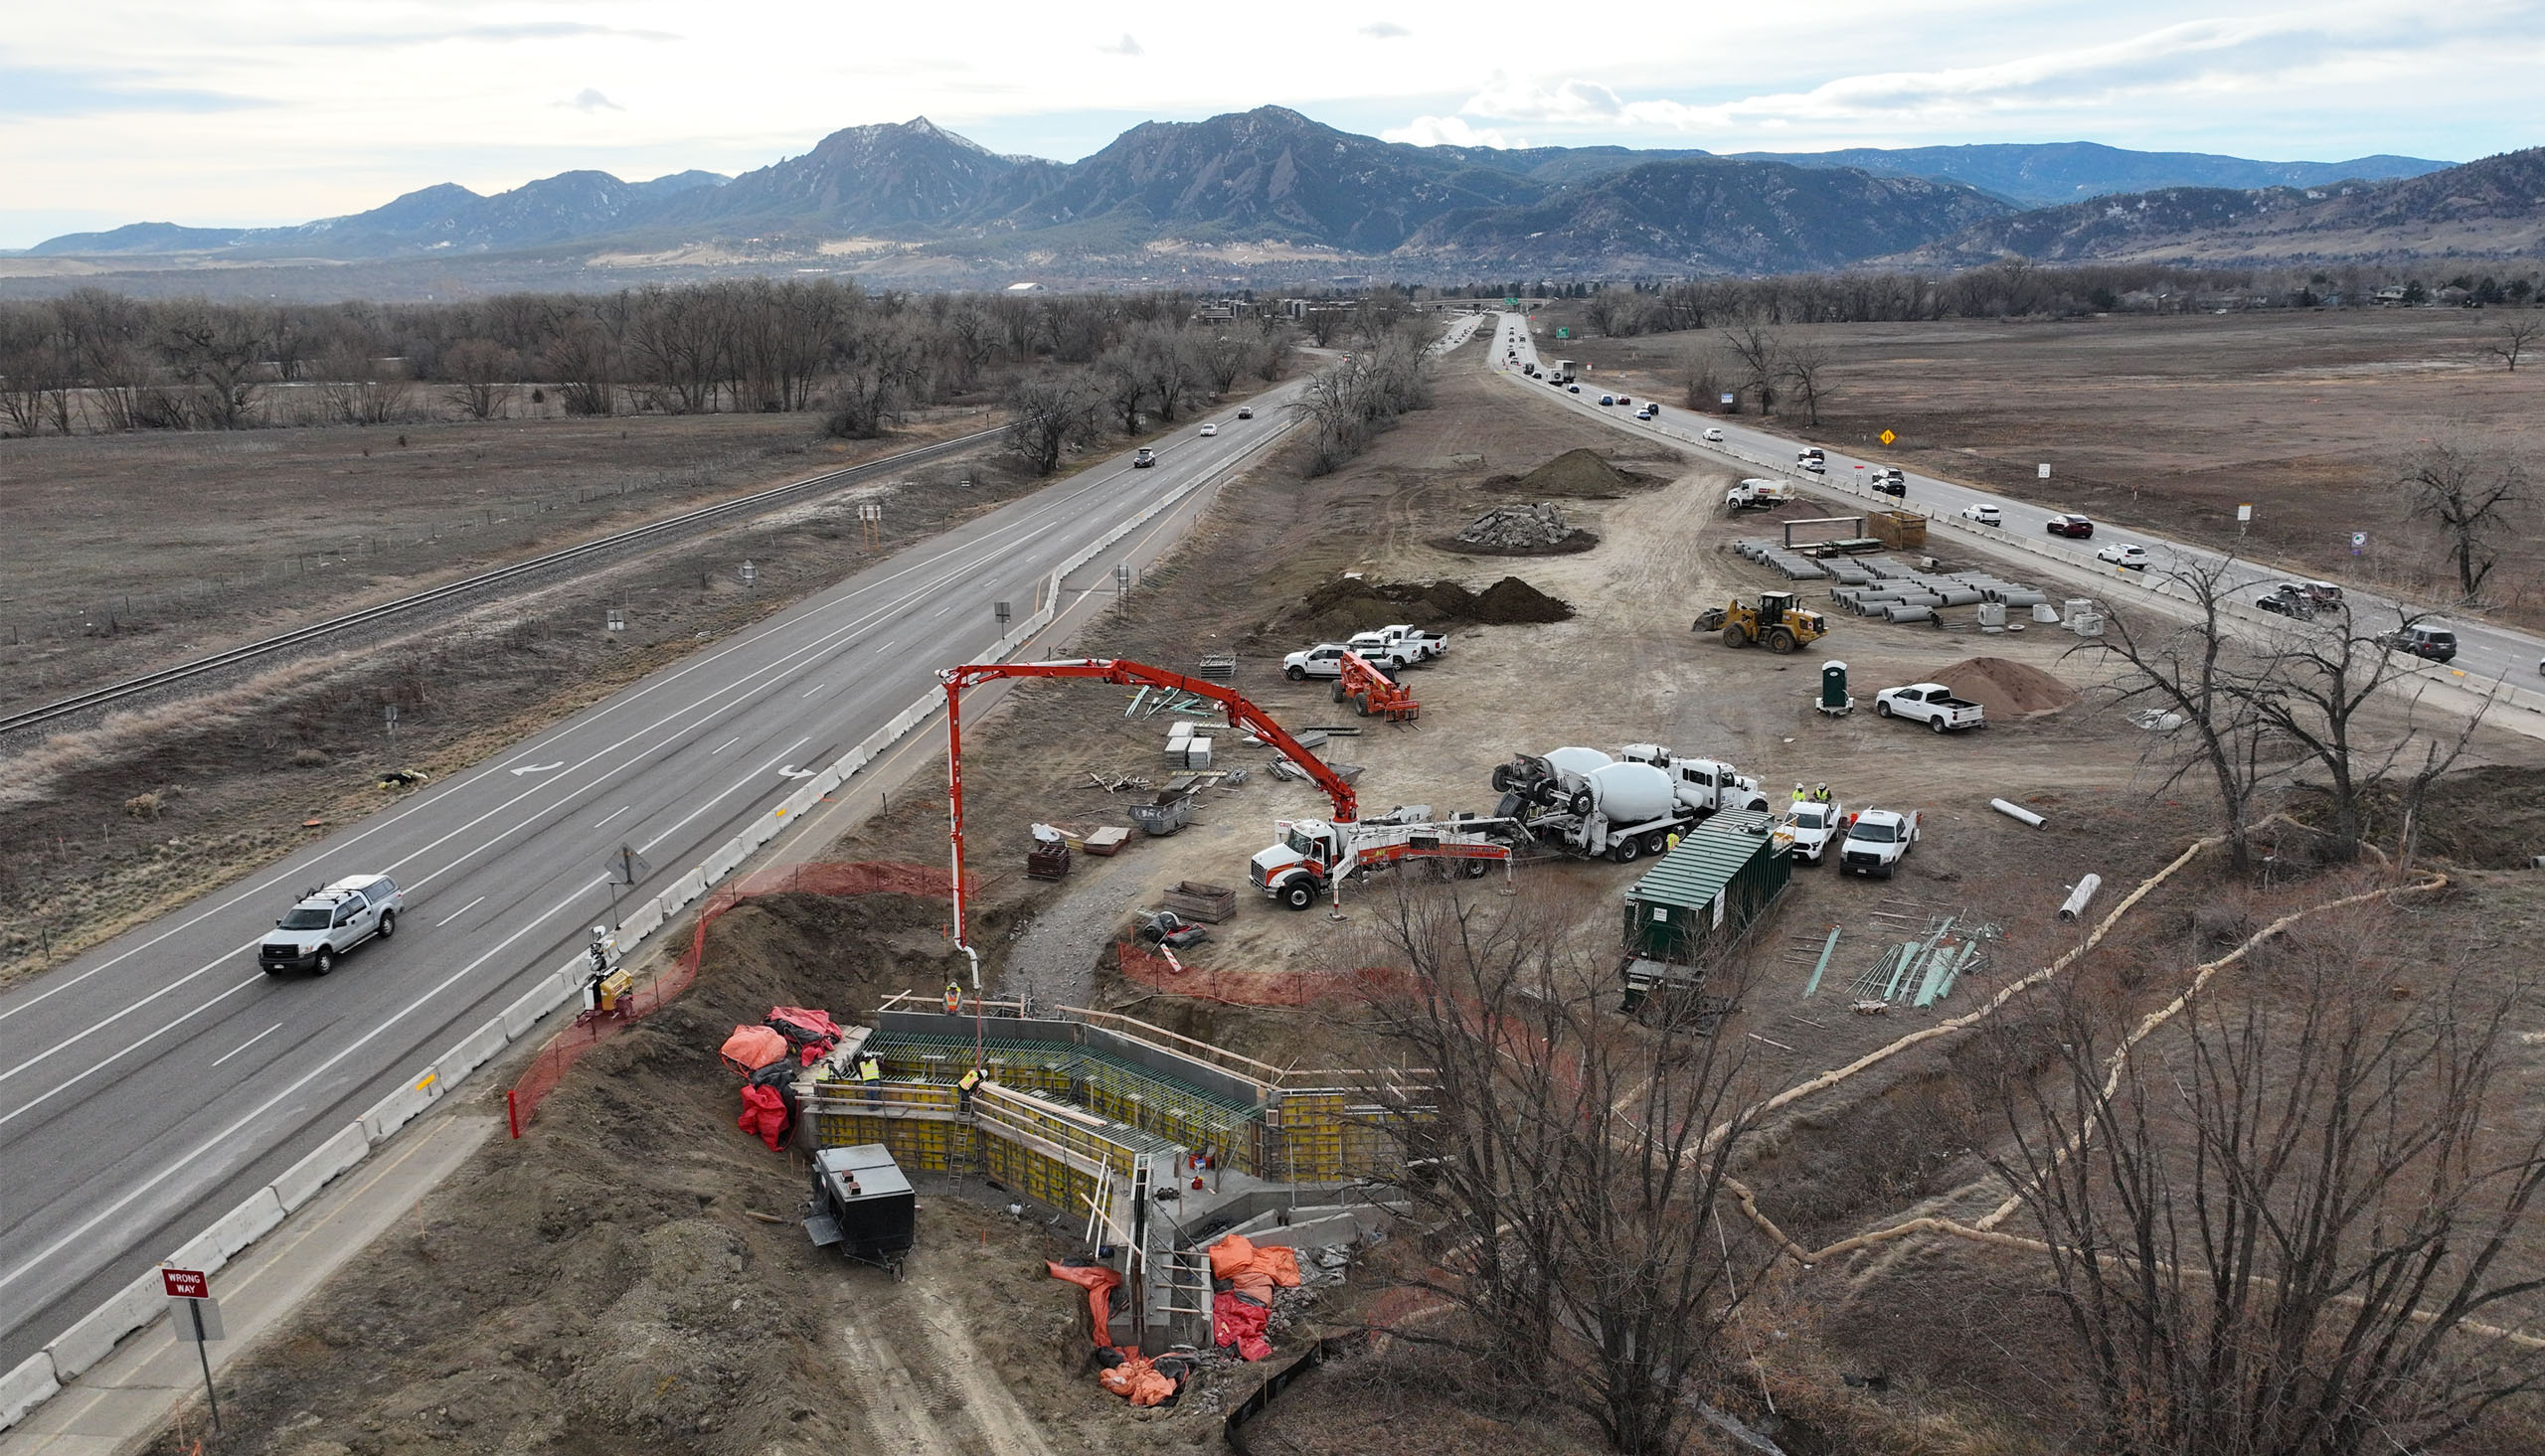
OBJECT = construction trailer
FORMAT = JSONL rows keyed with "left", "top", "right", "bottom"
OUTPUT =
{"left": 1618, "top": 809, "right": 1791, "bottom": 1014}
{"left": 796, "top": 1000, "right": 1407, "bottom": 1350}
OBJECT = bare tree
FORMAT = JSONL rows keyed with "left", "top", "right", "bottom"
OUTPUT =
{"left": 2484, "top": 315, "right": 2540, "bottom": 371}
{"left": 1990, "top": 933, "right": 2545, "bottom": 1456}
{"left": 2247, "top": 605, "right": 2475, "bottom": 860}
{"left": 1778, "top": 336, "right": 1835, "bottom": 426}
{"left": 1001, "top": 372, "right": 1099, "bottom": 476}
{"left": 1355, "top": 889, "right": 1766, "bottom": 1455}
{"left": 317, "top": 347, "right": 414, "bottom": 425}
{"left": 441, "top": 338, "right": 514, "bottom": 420}
{"left": 1718, "top": 323, "right": 1781, "bottom": 415}
{"left": 158, "top": 303, "right": 266, "bottom": 428}
{"left": 2401, "top": 438, "right": 2526, "bottom": 602}
{"left": 2081, "top": 558, "right": 2275, "bottom": 868}
{"left": 1678, "top": 344, "right": 1726, "bottom": 412}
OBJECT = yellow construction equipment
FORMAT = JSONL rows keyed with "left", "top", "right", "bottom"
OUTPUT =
{"left": 1694, "top": 591, "right": 1828, "bottom": 654}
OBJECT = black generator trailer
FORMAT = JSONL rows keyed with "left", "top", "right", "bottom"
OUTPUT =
{"left": 804, "top": 1143, "right": 917, "bottom": 1277}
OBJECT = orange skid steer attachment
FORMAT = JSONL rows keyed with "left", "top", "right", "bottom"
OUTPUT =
{"left": 1332, "top": 650, "right": 1417, "bottom": 722}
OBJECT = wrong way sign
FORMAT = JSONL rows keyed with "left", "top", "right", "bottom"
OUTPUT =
{"left": 162, "top": 1266, "right": 208, "bottom": 1299}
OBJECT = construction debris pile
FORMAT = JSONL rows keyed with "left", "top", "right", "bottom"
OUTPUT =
{"left": 1492, "top": 446, "right": 1651, "bottom": 498}
{"left": 1453, "top": 501, "right": 1587, "bottom": 552}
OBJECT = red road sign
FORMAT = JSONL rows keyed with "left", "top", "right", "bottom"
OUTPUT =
{"left": 161, "top": 1267, "right": 208, "bottom": 1299}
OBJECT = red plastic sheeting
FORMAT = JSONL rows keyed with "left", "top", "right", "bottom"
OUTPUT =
{"left": 1046, "top": 1261, "right": 1122, "bottom": 1347}
{"left": 1213, "top": 1291, "right": 1272, "bottom": 1362}
{"left": 737, "top": 1083, "right": 789, "bottom": 1150}
{"left": 720, "top": 1025, "right": 789, "bottom": 1075}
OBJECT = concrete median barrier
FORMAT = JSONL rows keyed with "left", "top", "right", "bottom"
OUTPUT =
{"left": 617, "top": 899, "right": 664, "bottom": 945}
{"left": 660, "top": 869, "right": 708, "bottom": 914}
{"left": 42, "top": 1270, "right": 162, "bottom": 1380}
{"left": 359, "top": 1070, "right": 439, "bottom": 1145}
{"left": 432, "top": 1018, "right": 509, "bottom": 1093}
{"left": 176, "top": 1186, "right": 285, "bottom": 1268}
{"left": 1, "top": 1352, "right": 62, "bottom": 1432}
{"left": 270, "top": 1121, "right": 369, "bottom": 1213}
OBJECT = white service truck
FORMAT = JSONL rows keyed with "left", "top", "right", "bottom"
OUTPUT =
{"left": 1875, "top": 683, "right": 1986, "bottom": 733}
{"left": 1365, "top": 624, "right": 1448, "bottom": 661}
{"left": 1838, "top": 808, "right": 1921, "bottom": 879}
{"left": 1282, "top": 643, "right": 1353, "bottom": 680}
{"left": 1726, "top": 478, "right": 1794, "bottom": 511}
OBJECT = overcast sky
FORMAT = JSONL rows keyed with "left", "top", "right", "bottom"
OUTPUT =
{"left": 6, "top": 0, "right": 2539, "bottom": 247}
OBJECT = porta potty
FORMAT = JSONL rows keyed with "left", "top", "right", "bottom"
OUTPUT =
{"left": 1818, "top": 660, "right": 1852, "bottom": 717}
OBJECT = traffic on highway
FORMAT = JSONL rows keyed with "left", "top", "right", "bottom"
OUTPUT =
{"left": 0, "top": 391, "right": 1299, "bottom": 1370}
{"left": 1492, "top": 312, "right": 2545, "bottom": 695}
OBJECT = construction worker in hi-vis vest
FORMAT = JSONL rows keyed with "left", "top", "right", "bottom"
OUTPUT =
{"left": 942, "top": 980, "right": 960, "bottom": 1014}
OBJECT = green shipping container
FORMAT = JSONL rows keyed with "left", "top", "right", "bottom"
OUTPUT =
{"left": 1620, "top": 809, "right": 1790, "bottom": 970}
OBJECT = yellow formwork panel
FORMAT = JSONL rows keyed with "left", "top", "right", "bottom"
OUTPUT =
{"left": 817, "top": 1113, "right": 966, "bottom": 1172}
{"left": 982, "top": 1131, "right": 1097, "bottom": 1216}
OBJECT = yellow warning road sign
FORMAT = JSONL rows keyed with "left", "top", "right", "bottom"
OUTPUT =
{"left": 1879, "top": 429, "right": 1896, "bottom": 445}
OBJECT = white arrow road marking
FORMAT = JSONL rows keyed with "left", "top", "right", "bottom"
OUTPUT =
{"left": 778, "top": 766, "right": 817, "bottom": 779}
{"left": 508, "top": 762, "right": 564, "bottom": 776}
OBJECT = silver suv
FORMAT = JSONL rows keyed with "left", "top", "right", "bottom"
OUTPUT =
{"left": 259, "top": 875, "right": 404, "bottom": 975}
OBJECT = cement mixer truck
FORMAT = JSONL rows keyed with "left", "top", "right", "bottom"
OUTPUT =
{"left": 1487, "top": 748, "right": 1703, "bottom": 863}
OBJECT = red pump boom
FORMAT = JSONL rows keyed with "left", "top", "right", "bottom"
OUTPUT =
{"left": 936, "top": 658, "right": 1359, "bottom": 961}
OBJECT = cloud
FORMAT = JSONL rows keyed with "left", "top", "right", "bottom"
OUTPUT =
{"left": 296, "top": 22, "right": 680, "bottom": 47}
{"left": 560, "top": 88, "right": 623, "bottom": 112}
{"left": 0, "top": 65, "right": 263, "bottom": 117}
{"left": 1382, "top": 114, "right": 1529, "bottom": 149}
{"left": 1458, "top": 7, "right": 2486, "bottom": 133}
{"left": 1360, "top": 22, "right": 1410, "bottom": 39}
{"left": 1098, "top": 34, "right": 1143, "bottom": 57}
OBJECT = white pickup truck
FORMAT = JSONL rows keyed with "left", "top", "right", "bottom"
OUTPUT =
{"left": 1779, "top": 799, "right": 1846, "bottom": 866}
{"left": 1282, "top": 643, "right": 1353, "bottom": 680}
{"left": 1726, "top": 478, "right": 1794, "bottom": 510}
{"left": 1352, "top": 624, "right": 1448, "bottom": 663}
{"left": 1837, "top": 809, "right": 1920, "bottom": 879}
{"left": 258, "top": 874, "right": 405, "bottom": 975}
{"left": 1875, "top": 683, "right": 1986, "bottom": 733}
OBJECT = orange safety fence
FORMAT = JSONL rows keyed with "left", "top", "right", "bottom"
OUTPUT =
{"left": 507, "top": 861, "right": 963, "bottom": 1133}
{"left": 1113, "top": 935, "right": 1406, "bottom": 1008}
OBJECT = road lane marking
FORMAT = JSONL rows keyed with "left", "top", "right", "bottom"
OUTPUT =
{"left": 638, "top": 755, "right": 790, "bottom": 854}
{"left": 434, "top": 895, "right": 485, "bottom": 926}
{"left": 506, "top": 761, "right": 565, "bottom": 777}
{"left": 0, "top": 874, "right": 612, "bottom": 1300}
{"left": 0, "top": 411, "right": 1272, "bottom": 1027}
{"left": 801, "top": 685, "right": 825, "bottom": 698}
{"left": 595, "top": 806, "right": 629, "bottom": 826}
{"left": 210, "top": 1024, "right": 283, "bottom": 1069}
{"left": 710, "top": 736, "right": 740, "bottom": 754}
{"left": 0, "top": 973, "right": 263, "bottom": 1129}
{"left": 0, "top": 383, "right": 1316, "bottom": 1182}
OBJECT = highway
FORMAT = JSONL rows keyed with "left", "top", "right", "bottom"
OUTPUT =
{"left": 1491, "top": 313, "right": 2545, "bottom": 694}
{"left": 0, "top": 388, "right": 1304, "bottom": 1370}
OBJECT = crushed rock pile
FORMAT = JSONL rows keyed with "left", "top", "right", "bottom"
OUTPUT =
{"left": 1456, "top": 502, "right": 1576, "bottom": 550}
{"left": 1288, "top": 574, "right": 1575, "bottom": 637}
{"left": 1501, "top": 447, "right": 1644, "bottom": 498}
{"left": 1932, "top": 656, "right": 2083, "bottom": 718}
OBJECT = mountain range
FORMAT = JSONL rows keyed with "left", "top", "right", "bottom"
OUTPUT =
{"left": 17, "top": 106, "right": 2519, "bottom": 284}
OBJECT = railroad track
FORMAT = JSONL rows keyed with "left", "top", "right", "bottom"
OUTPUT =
{"left": 0, "top": 424, "right": 1006, "bottom": 738}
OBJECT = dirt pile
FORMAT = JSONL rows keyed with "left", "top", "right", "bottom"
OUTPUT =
{"left": 1451, "top": 501, "right": 1596, "bottom": 556}
{"left": 1931, "top": 656, "right": 2083, "bottom": 718}
{"left": 1289, "top": 574, "right": 1575, "bottom": 637}
{"left": 1492, "top": 447, "right": 1645, "bottom": 499}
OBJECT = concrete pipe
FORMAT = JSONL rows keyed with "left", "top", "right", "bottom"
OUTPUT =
{"left": 1991, "top": 798, "right": 2046, "bottom": 829}
{"left": 2058, "top": 873, "right": 2103, "bottom": 922}
{"left": 1938, "top": 588, "right": 1983, "bottom": 607}
{"left": 1883, "top": 604, "right": 1936, "bottom": 624}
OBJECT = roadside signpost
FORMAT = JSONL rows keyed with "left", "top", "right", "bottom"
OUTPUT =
{"left": 2351, "top": 532, "right": 2368, "bottom": 555}
{"left": 2238, "top": 503, "right": 2252, "bottom": 537}
{"left": 1879, "top": 429, "right": 1896, "bottom": 446}
{"left": 161, "top": 1266, "right": 222, "bottom": 1429}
